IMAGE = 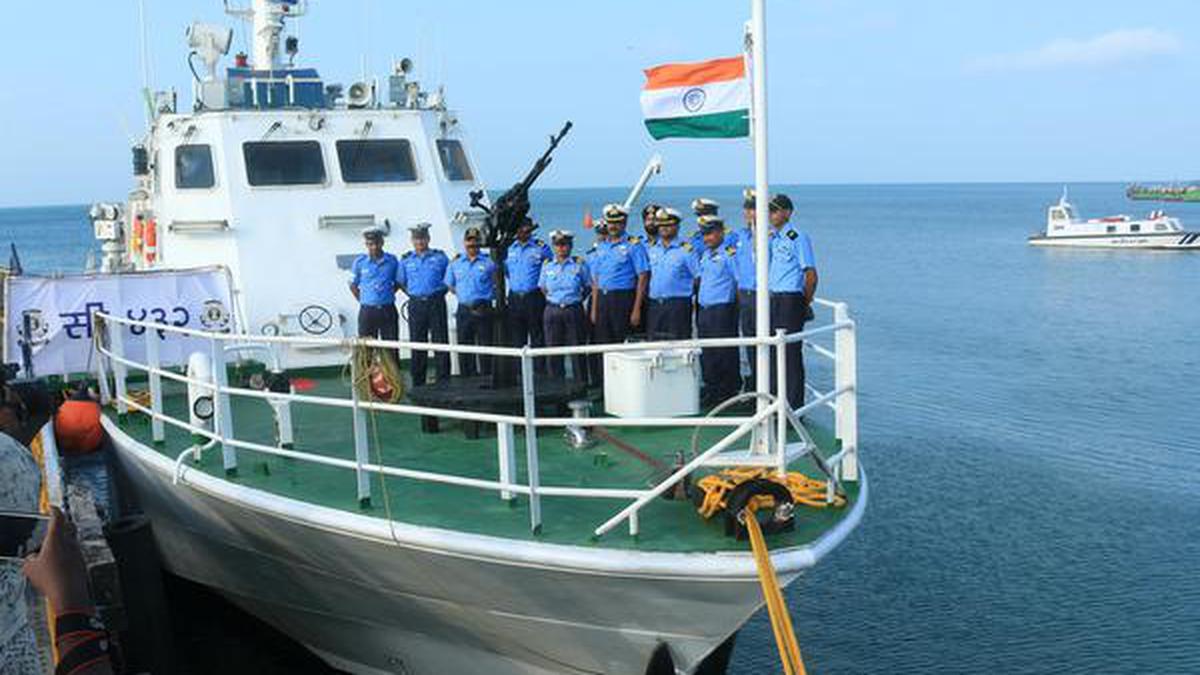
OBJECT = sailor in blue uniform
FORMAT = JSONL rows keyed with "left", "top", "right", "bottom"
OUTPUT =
{"left": 505, "top": 218, "right": 552, "bottom": 373}
{"left": 539, "top": 230, "right": 591, "bottom": 380}
{"left": 696, "top": 216, "right": 740, "bottom": 405}
{"left": 445, "top": 227, "right": 497, "bottom": 377}
{"left": 766, "top": 193, "right": 818, "bottom": 410}
{"left": 396, "top": 223, "right": 451, "bottom": 386}
{"left": 640, "top": 203, "right": 661, "bottom": 246}
{"left": 645, "top": 207, "right": 700, "bottom": 340}
{"left": 734, "top": 189, "right": 758, "bottom": 388}
{"left": 349, "top": 227, "right": 401, "bottom": 353}
{"left": 588, "top": 204, "right": 649, "bottom": 348}
{"left": 687, "top": 198, "right": 720, "bottom": 249}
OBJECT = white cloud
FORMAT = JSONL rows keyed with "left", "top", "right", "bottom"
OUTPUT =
{"left": 968, "top": 28, "right": 1183, "bottom": 73}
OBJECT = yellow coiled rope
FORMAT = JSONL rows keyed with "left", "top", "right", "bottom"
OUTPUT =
{"left": 349, "top": 344, "right": 406, "bottom": 404}
{"left": 695, "top": 467, "right": 845, "bottom": 520}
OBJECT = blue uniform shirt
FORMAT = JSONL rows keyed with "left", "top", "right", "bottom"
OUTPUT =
{"left": 589, "top": 235, "right": 649, "bottom": 291}
{"left": 350, "top": 252, "right": 401, "bottom": 306}
{"left": 647, "top": 239, "right": 700, "bottom": 299}
{"left": 445, "top": 253, "right": 497, "bottom": 305}
{"left": 397, "top": 249, "right": 449, "bottom": 297}
{"left": 733, "top": 228, "right": 758, "bottom": 291}
{"left": 767, "top": 223, "right": 817, "bottom": 293}
{"left": 539, "top": 256, "right": 591, "bottom": 305}
{"left": 506, "top": 238, "right": 552, "bottom": 293}
{"left": 698, "top": 241, "right": 739, "bottom": 307}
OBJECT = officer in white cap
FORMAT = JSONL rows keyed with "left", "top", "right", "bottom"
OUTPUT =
{"left": 444, "top": 227, "right": 498, "bottom": 377}
{"left": 539, "top": 229, "right": 591, "bottom": 380}
{"left": 588, "top": 203, "right": 649, "bottom": 360}
{"left": 645, "top": 207, "right": 700, "bottom": 340}
{"left": 349, "top": 226, "right": 401, "bottom": 351}
{"left": 397, "top": 223, "right": 451, "bottom": 385}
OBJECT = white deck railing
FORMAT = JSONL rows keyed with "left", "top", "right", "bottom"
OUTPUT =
{"left": 92, "top": 300, "right": 857, "bottom": 538}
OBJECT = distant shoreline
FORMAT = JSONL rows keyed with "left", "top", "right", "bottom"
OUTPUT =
{"left": 0, "top": 180, "right": 1143, "bottom": 211}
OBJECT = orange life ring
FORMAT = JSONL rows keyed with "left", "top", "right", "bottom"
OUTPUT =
{"left": 54, "top": 400, "right": 104, "bottom": 455}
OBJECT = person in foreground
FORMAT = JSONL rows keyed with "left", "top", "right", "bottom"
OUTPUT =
{"left": 23, "top": 508, "right": 115, "bottom": 675}
{"left": 1, "top": 428, "right": 43, "bottom": 674}
{"left": 766, "top": 193, "right": 818, "bottom": 410}
{"left": 539, "top": 230, "right": 591, "bottom": 381}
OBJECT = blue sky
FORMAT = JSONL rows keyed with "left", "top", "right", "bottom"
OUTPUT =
{"left": 0, "top": 1, "right": 1198, "bottom": 207}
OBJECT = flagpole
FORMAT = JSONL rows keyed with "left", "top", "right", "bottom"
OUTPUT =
{"left": 751, "top": 0, "right": 771, "bottom": 454}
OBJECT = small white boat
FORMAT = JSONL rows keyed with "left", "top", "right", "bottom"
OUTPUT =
{"left": 1029, "top": 191, "right": 1200, "bottom": 249}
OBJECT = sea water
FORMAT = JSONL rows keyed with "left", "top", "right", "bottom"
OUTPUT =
{"left": 3, "top": 183, "right": 1197, "bottom": 674}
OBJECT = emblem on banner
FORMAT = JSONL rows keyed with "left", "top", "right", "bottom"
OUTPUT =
{"left": 200, "top": 300, "right": 232, "bottom": 331}
{"left": 19, "top": 310, "right": 50, "bottom": 346}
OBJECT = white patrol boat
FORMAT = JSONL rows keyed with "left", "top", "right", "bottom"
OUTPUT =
{"left": 1030, "top": 190, "right": 1200, "bottom": 249}
{"left": 4, "top": 1, "right": 866, "bottom": 674}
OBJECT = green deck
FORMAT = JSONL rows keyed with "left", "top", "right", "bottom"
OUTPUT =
{"left": 113, "top": 372, "right": 857, "bottom": 553}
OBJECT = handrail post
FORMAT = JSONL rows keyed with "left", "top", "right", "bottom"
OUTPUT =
{"left": 210, "top": 335, "right": 238, "bottom": 477}
{"left": 520, "top": 346, "right": 542, "bottom": 534}
{"left": 774, "top": 329, "right": 788, "bottom": 475}
{"left": 110, "top": 318, "right": 128, "bottom": 420}
{"left": 349, "top": 345, "right": 373, "bottom": 509}
{"left": 93, "top": 314, "right": 113, "bottom": 406}
{"left": 833, "top": 303, "right": 859, "bottom": 481}
{"left": 146, "top": 330, "right": 165, "bottom": 444}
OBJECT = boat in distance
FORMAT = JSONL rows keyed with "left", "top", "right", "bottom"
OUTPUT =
{"left": 1029, "top": 191, "right": 1200, "bottom": 249}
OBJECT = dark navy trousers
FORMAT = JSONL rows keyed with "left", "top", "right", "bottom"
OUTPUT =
{"left": 769, "top": 292, "right": 810, "bottom": 411}
{"left": 646, "top": 297, "right": 692, "bottom": 341}
{"left": 738, "top": 289, "right": 758, "bottom": 389}
{"left": 406, "top": 293, "right": 450, "bottom": 386}
{"left": 455, "top": 303, "right": 493, "bottom": 377}
{"left": 698, "top": 302, "right": 740, "bottom": 403}
{"left": 508, "top": 291, "right": 547, "bottom": 374}
{"left": 543, "top": 303, "right": 587, "bottom": 380}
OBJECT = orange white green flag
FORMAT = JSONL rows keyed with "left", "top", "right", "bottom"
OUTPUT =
{"left": 641, "top": 56, "right": 751, "bottom": 140}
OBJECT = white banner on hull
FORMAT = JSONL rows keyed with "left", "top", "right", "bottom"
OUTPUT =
{"left": 3, "top": 267, "right": 236, "bottom": 378}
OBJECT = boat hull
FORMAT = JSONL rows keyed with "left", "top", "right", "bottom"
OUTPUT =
{"left": 105, "top": 419, "right": 865, "bottom": 675}
{"left": 1028, "top": 232, "right": 1200, "bottom": 250}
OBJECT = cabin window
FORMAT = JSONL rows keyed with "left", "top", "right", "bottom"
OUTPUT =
{"left": 336, "top": 140, "right": 418, "bottom": 184}
{"left": 243, "top": 141, "right": 327, "bottom": 186}
{"left": 1106, "top": 225, "right": 1117, "bottom": 234}
{"left": 1050, "top": 208, "right": 1066, "bottom": 220}
{"left": 1156, "top": 223, "right": 1168, "bottom": 231}
{"left": 436, "top": 139, "right": 474, "bottom": 182}
{"left": 1130, "top": 224, "right": 1141, "bottom": 233}
{"left": 175, "top": 145, "right": 216, "bottom": 189}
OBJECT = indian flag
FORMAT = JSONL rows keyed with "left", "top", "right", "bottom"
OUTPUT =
{"left": 641, "top": 56, "right": 751, "bottom": 140}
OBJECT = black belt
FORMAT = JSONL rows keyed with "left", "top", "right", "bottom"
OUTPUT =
{"left": 772, "top": 291, "right": 807, "bottom": 298}
{"left": 549, "top": 301, "right": 583, "bottom": 309}
{"left": 738, "top": 289, "right": 757, "bottom": 296}
{"left": 649, "top": 297, "right": 689, "bottom": 305}
{"left": 599, "top": 288, "right": 635, "bottom": 296}
{"left": 409, "top": 292, "right": 446, "bottom": 302}
{"left": 360, "top": 303, "right": 394, "bottom": 309}
{"left": 510, "top": 290, "right": 539, "bottom": 298}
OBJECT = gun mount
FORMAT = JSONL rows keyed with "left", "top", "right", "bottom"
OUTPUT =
{"left": 468, "top": 121, "right": 573, "bottom": 388}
